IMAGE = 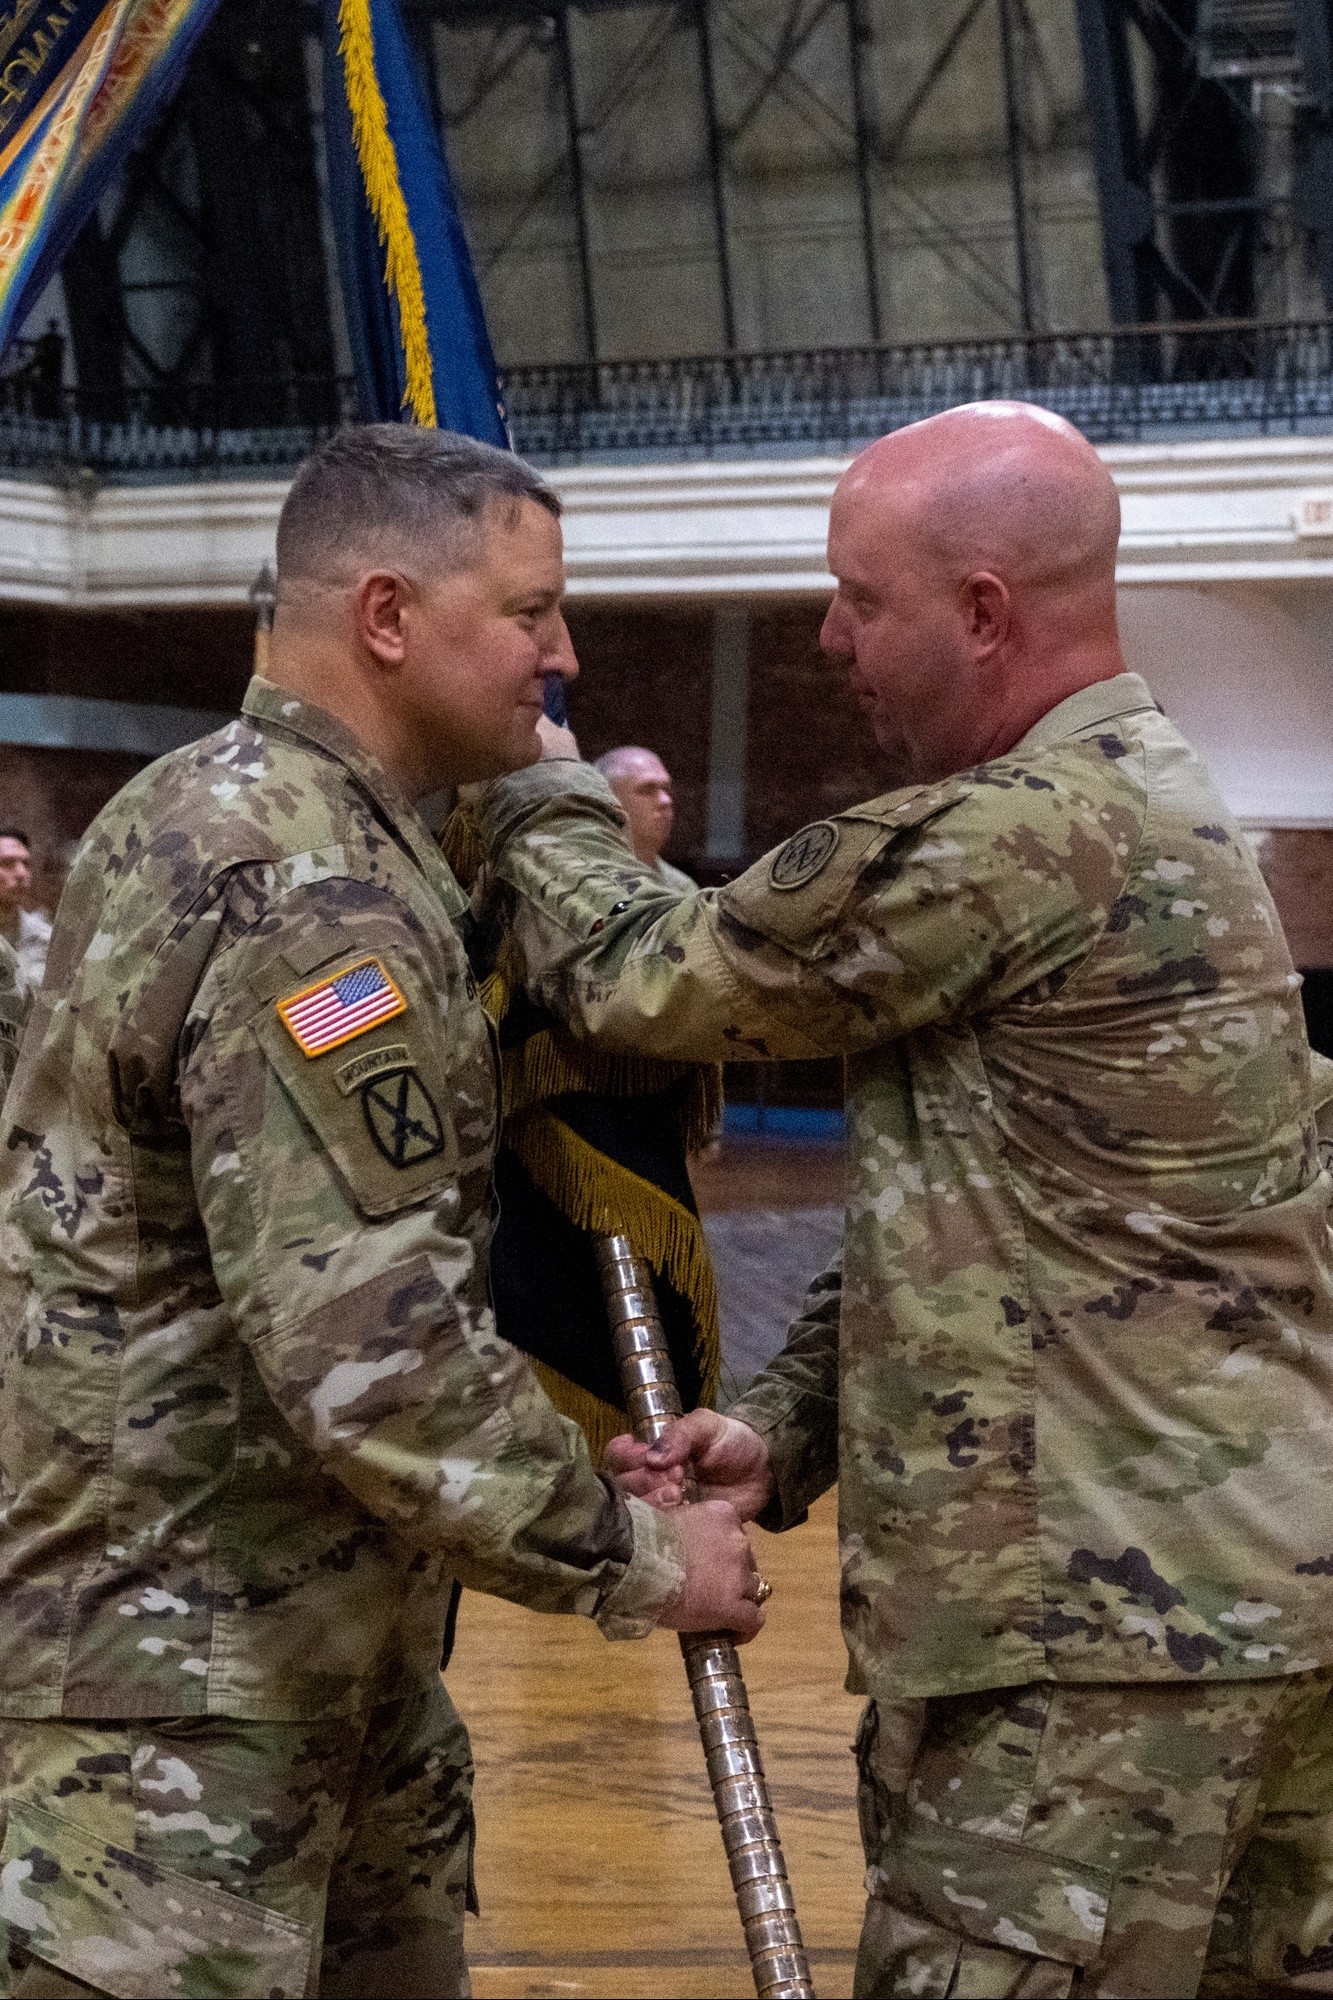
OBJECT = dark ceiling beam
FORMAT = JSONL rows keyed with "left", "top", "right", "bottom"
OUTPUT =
{"left": 997, "top": 0, "right": 1036, "bottom": 332}
{"left": 694, "top": 0, "right": 738, "bottom": 351}
{"left": 554, "top": 3, "right": 599, "bottom": 360}
{"left": 1293, "top": 0, "right": 1333, "bottom": 310}
{"left": 844, "top": 0, "right": 882, "bottom": 341}
{"left": 1072, "top": 0, "right": 1160, "bottom": 325}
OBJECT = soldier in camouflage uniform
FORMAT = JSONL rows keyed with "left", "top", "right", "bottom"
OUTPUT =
{"left": 471, "top": 404, "right": 1333, "bottom": 1996}
{"left": 0, "top": 936, "right": 29, "bottom": 1100}
{"left": 0, "top": 427, "right": 763, "bottom": 2000}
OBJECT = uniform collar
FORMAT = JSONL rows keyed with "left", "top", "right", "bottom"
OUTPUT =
{"left": 1011, "top": 672, "right": 1159, "bottom": 757}
{"left": 241, "top": 677, "right": 460, "bottom": 902}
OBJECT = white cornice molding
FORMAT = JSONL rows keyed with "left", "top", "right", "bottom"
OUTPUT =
{"left": 3, "top": 434, "right": 1333, "bottom": 604}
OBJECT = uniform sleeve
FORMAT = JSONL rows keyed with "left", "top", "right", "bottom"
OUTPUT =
{"left": 179, "top": 873, "right": 684, "bottom": 1639}
{"left": 473, "top": 758, "right": 1130, "bottom": 1063}
{"left": 0, "top": 935, "right": 30, "bottom": 1101}
{"left": 1311, "top": 1050, "right": 1333, "bottom": 1172}
{"left": 730, "top": 1251, "right": 843, "bottom": 1530}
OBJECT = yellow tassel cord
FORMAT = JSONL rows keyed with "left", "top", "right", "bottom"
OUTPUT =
{"left": 438, "top": 804, "right": 485, "bottom": 892}
{"left": 532, "top": 1362, "right": 627, "bottom": 1468}
{"left": 338, "top": 0, "right": 437, "bottom": 426}
{"left": 478, "top": 970, "right": 508, "bottom": 1024}
{"left": 507, "top": 1109, "right": 721, "bottom": 1413}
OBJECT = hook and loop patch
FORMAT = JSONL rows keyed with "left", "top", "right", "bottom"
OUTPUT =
{"left": 277, "top": 956, "right": 407, "bottom": 1057}
{"left": 768, "top": 821, "right": 840, "bottom": 891}
{"left": 361, "top": 1069, "right": 447, "bottom": 1169}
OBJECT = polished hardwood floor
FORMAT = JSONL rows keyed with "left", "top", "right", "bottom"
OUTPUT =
{"left": 450, "top": 1491, "right": 862, "bottom": 2000}
{"left": 448, "top": 1135, "right": 862, "bottom": 1999}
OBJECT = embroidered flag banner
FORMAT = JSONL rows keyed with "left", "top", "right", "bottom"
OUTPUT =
{"left": 0, "top": 0, "right": 222, "bottom": 358}
{"left": 320, "top": 0, "right": 507, "bottom": 441}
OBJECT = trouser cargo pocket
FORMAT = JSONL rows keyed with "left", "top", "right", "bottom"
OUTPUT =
{"left": 0, "top": 1800, "right": 313, "bottom": 1999}
{"left": 855, "top": 1797, "right": 1114, "bottom": 2000}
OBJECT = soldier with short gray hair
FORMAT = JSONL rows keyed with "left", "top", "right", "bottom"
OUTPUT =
{"left": 0, "top": 424, "right": 764, "bottom": 2000}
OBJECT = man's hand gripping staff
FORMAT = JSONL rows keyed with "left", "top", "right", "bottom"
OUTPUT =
{"left": 609, "top": 1408, "right": 776, "bottom": 1525}
{"left": 597, "top": 1236, "right": 814, "bottom": 2000}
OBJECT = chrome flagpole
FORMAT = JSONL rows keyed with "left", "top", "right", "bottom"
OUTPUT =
{"left": 595, "top": 1233, "right": 815, "bottom": 2000}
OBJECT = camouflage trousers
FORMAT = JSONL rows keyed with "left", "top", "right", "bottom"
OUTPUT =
{"left": 0, "top": 1678, "right": 475, "bottom": 2000}
{"left": 854, "top": 1671, "right": 1333, "bottom": 1998}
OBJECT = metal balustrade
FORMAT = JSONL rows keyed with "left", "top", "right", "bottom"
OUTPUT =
{"left": 1, "top": 321, "right": 1331, "bottom": 479}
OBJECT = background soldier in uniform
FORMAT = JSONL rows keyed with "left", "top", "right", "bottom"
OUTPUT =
{"left": 0, "top": 427, "right": 763, "bottom": 2000}
{"left": 472, "top": 404, "right": 1333, "bottom": 1998}
{"left": 592, "top": 746, "right": 694, "bottom": 890}
{"left": 0, "top": 937, "right": 28, "bottom": 1099}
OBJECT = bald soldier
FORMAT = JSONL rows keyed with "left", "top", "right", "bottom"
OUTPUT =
{"left": 592, "top": 747, "right": 694, "bottom": 891}
{"left": 471, "top": 403, "right": 1333, "bottom": 1998}
{"left": 0, "top": 427, "right": 763, "bottom": 2000}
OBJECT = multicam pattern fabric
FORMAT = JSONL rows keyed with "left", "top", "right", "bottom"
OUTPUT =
{"left": 0, "top": 676, "right": 683, "bottom": 1725}
{"left": 475, "top": 673, "right": 1333, "bottom": 1698}
{"left": 852, "top": 1671, "right": 1333, "bottom": 1998}
{"left": 0, "top": 1681, "right": 475, "bottom": 1999}
{"left": 0, "top": 939, "right": 28, "bottom": 1102}
{"left": 7, "top": 914, "right": 50, "bottom": 1001}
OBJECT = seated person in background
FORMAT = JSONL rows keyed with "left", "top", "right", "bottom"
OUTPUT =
{"left": 593, "top": 745, "right": 695, "bottom": 889}
{"left": 0, "top": 827, "right": 51, "bottom": 991}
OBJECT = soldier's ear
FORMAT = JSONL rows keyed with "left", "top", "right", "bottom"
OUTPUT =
{"left": 355, "top": 569, "right": 415, "bottom": 668}
{"left": 960, "top": 570, "right": 1010, "bottom": 658}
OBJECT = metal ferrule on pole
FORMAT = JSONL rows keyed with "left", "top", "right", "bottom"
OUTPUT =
{"left": 594, "top": 1233, "right": 815, "bottom": 2000}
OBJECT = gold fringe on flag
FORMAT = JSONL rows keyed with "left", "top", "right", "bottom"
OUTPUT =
{"left": 507, "top": 1107, "right": 721, "bottom": 1414}
{"left": 439, "top": 801, "right": 486, "bottom": 888}
{"left": 337, "top": 0, "right": 437, "bottom": 427}
{"left": 439, "top": 807, "right": 724, "bottom": 1450}
{"left": 502, "top": 1030, "right": 721, "bottom": 1154}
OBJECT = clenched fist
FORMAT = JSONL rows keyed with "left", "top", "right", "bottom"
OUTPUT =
{"left": 606, "top": 1409, "right": 776, "bottom": 1523}
{"left": 658, "top": 1499, "right": 768, "bottom": 1643}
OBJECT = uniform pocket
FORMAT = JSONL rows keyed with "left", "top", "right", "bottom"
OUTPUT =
{"left": 720, "top": 788, "right": 956, "bottom": 963}
{"left": 250, "top": 973, "right": 459, "bottom": 1221}
{"left": 0, "top": 1799, "right": 312, "bottom": 1999}
{"left": 857, "top": 1800, "right": 1113, "bottom": 1997}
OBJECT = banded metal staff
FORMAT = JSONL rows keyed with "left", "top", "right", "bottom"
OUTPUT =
{"left": 595, "top": 1234, "right": 815, "bottom": 2000}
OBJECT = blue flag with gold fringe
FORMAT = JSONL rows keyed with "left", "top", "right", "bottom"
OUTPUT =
{"left": 320, "top": 0, "right": 507, "bottom": 442}
{"left": 321, "top": 0, "right": 722, "bottom": 1457}
{"left": 0, "top": 0, "right": 222, "bottom": 358}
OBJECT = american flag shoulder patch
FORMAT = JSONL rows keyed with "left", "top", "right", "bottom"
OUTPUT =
{"left": 277, "top": 956, "right": 407, "bottom": 1057}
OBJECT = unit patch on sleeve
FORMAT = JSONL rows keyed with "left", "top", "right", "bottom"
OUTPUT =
{"left": 769, "top": 820, "right": 840, "bottom": 891}
{"left": 362, "top": 1069, "right": 446, "bottom": 1168}
{"left": 277, "top": 957, "right": 407, "bottom": 1057}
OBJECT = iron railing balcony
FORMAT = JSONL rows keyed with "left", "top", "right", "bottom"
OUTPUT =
{"left": 0, "top": 320, "right": 1331, "bottom": 479}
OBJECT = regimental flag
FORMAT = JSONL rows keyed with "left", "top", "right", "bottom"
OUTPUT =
{"left": 0, "top": 0, "right": 222, "bottom": 358}
{"left": 321, "top": 0, "right": 721, "bottom": 1457}
{"left": 277, "top": 957, "right": 407, "bottom": 1059}
{"left": 320, "top": 0, "right": 507, "bottom": 442}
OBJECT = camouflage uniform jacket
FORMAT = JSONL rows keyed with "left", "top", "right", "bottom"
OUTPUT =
{"left": 0, "top": 935, "right": 29, "bottom": 1100}
{"left": 475, "top": 673, "right": 1333, "bottom": 1699}
{"left": 0, "top": 678, "right": 682, "bottom": 1723}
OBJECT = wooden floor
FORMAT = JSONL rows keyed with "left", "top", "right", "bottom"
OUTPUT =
{"left": 448, "top": 1136, "right": 862, "bottom": 1999}
{"left": 450, "top": 1492, "right": 862, "bottom": 2000}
